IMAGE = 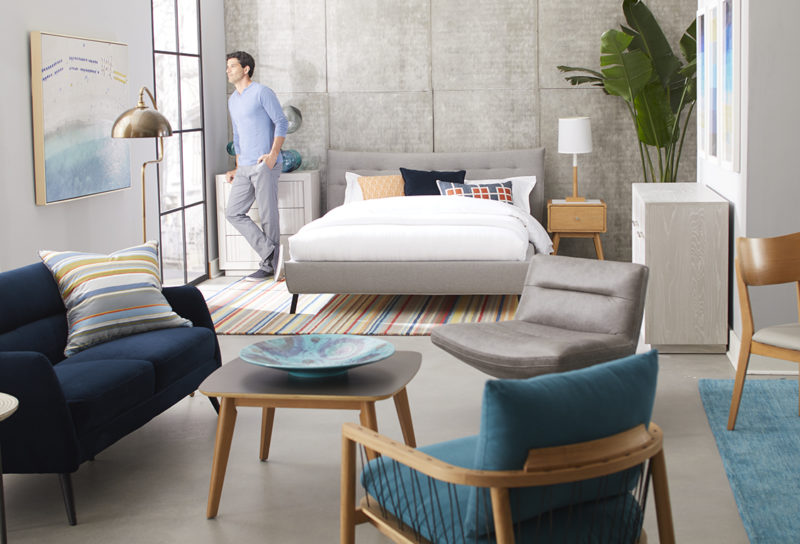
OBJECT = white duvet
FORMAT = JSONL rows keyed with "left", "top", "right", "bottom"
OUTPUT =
{"left": 289, "top": 196, "right": 553, "bottom": 262}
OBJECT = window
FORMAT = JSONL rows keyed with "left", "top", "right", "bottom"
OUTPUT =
{"left": 151, "top": 0, "right": 208, "bottom": 286}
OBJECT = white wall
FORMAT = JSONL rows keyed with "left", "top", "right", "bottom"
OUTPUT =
{"left": 0, "top": 0, "right": 228, "bottom": 273}
{"left": 699, "top": 0, "right": 800, "bottom": 372}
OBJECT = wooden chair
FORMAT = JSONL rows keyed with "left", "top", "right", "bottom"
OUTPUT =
{"left": 341, "top": 422, "right": 674, "bottom": 544}
{"left": 728, "top": 232, "right": 800, "bottom": 430}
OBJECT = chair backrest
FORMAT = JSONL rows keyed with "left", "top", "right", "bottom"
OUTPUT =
{"left": 515, "top": 255, "right": 649, "bottom": 341}
{"left": 737, "top": 233, "right": 800, "bottom": 287}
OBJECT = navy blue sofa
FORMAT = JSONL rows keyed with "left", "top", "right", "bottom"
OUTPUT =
{"left": 0, "top": 263, "right": 221, "bottom": 524}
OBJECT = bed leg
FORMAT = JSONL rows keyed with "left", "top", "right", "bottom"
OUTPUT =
{"left": 290, "top": 294, "right": 299, "bottom": 314}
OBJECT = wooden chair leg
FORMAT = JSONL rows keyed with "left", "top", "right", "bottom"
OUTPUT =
{"left": 340, "top": 434, "right": 356, "bottom": 544}
{"left": 650, "top": 450, "right": 675, "bottom": 544}
{"left": 727, "top": 339, "right": 752, "bottom": 430}
{"left": 489, "top": 487, "right": 515, "bottom": 544}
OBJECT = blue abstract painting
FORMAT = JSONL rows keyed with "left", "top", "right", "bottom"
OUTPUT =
{"left": 32, "top": 32, "right": 131, "bottom": 204}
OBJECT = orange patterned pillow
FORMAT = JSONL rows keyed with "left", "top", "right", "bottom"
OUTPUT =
{"left": 357, "top": 175, "right": 405, "bottom": 200}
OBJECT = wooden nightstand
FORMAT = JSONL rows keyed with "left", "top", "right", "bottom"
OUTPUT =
{"left": 547, "top": 199, "right": 607, "bottom": 259}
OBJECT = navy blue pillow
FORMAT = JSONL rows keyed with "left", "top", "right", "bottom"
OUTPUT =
{"left": 399, "top": 167, "right": 466, "bottom": 196}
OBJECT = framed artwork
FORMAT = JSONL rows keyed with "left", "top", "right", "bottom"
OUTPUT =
{"left": 697, "top": 9, "right": 706, "bottom": 156}
{"left": 720, "top": 0, "right": 741, "bottom": 172}
{"left": 706, "top": 5, "right": 718, "bottom": 159}
{"left": 30, "top": 32, "right": 131, "bottom": 205}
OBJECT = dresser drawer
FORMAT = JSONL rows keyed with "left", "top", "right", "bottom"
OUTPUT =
{"left": 548, "top": 205, "right": 606, "bottom": 232}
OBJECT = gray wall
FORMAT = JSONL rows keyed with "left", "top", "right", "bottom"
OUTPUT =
{"left": 0, "top": 0, "right": 227, "bottom": 273}
{"left": 223, "top": 0, "right": 697, "bottom": 261}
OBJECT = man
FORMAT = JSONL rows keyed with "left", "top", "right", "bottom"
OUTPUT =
{"left": 225, "top": 51, "right": 288, "bottom": 280}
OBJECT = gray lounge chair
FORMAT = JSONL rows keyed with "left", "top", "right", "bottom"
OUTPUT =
{"left": 431, "top": 255, "right": 649, "bottom": 378}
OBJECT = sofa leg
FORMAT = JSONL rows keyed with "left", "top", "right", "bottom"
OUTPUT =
{"left": 290, "top": 294, "right": 299, "bottom": 314}
{"left": 209, "top": 397, "right": 220, "bottom": 414}
{"left": 58, "top": 473, "right": 77, "bottom": 526}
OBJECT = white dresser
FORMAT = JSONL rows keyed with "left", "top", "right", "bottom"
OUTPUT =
{"left": 216, "top": 170, "right": 320, "bottom": 274}
{"left": 632, "top": 183, "right": 729, "bottom": 353}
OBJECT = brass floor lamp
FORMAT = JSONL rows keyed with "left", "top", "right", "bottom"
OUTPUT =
{"left": 111, "top": 87, "right": 173, "bottom": 243}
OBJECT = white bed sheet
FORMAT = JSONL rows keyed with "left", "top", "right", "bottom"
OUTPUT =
{"left": 289, "top": 195, "right": 553, "bottom": 262}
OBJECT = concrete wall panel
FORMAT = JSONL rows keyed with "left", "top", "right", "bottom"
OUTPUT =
{"left": 225, "top": 0, "right": 326, "bottom": 93}
{"left": 327, "top": 0, "right": 431, "bottom": 92}
{"left": 432, "top": 0, "right": 537, "bottom": 90}
{"left": 329, "top": 92, "right": 433, "bottom": 153}
{"left": 433, "top": 89, "right": 537, "bottom": 152}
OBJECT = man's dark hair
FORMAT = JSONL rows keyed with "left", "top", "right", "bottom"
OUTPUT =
{"left": 226, "top": 51, "right": 255, "bottom": 78}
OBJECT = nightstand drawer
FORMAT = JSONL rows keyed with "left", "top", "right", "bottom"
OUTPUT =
{"left": 548, "top": 205, "right": 606, "bottom": 232}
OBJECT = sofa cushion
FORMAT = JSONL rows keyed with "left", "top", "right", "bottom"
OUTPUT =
{"left": 65, "top": 326, "right": 216, "bottom": 392}
{"left": 54, "top": 359, "right": 154, "bottom": 436}
{"left": 39, "top": 241, "right": 192, "bottom": 357}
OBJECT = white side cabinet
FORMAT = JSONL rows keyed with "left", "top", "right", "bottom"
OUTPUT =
{"left": 632, "top": 183, "right": 729, "bottom": 353}
{"left": 216, "top": 170, "right": 320, "bottom": 274}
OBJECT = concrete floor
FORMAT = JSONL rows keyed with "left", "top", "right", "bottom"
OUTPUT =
{"left": 3, "top": 333, "right": 750, "bottom": 543}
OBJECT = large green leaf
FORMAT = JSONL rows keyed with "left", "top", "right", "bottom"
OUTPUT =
{"left": 623, "top": 0, "right": 681, "bottom": 88}
{"left": 557, "top": 65, "right": 606, "bottom": 89}
{"left": 680, "top": 19, "right": 697, "bottom": 64}
{"left": 600, "top": 29, "right": 652, "bottom": 102}
{"left": 634, "top": 81, "right": 675, "bottom": 147}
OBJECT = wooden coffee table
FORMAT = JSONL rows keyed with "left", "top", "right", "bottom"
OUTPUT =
{"left": 199, "top": 349, "right": 421, "bottom": 518}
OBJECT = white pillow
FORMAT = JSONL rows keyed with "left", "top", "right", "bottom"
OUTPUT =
{"left": 465, "top": 176, "right": 536, "bottom": 214}
{"left": 344, "top": 171, "right": 364, "bottom": 204}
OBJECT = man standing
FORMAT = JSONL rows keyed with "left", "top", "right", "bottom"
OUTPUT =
{"left": 225, "top": 51, "right": 288, "bottom": 280}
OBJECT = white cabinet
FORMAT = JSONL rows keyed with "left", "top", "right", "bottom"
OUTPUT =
{"left": 632, "top": 183, "right": 729, "bottom": 353}
{"left": 216, "top": 170, "right": 320, "bottom": 274}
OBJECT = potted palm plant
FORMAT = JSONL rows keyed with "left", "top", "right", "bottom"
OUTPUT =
{"left": 558, "top": 0, "right": 696, "bottom": 183}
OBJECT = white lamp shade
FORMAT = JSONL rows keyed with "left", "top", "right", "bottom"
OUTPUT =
{"left": 558, "top": 117, "right": 592, "bottom": 154}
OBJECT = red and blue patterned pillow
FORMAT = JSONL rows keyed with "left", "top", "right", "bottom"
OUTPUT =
{"left": 436, "top": 180, "right": 514, "bottom": 203}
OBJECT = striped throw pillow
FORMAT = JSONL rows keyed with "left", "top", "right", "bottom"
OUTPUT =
{"left": 39, "top": 241, "right": 192, "bottom": 357}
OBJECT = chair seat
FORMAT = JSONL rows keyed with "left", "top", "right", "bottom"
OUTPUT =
{"left": 431, "top": 320, "right": 635, "bottom": 379}
{"left": 752, "top": 323, "right": 800, "bottom": 351}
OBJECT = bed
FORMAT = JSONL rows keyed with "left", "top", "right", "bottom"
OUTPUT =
{"left": 284, "top": 148, "right": 549, "bottom": 312}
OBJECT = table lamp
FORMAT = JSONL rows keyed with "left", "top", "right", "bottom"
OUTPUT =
{"left": 111, "top": 86, "right": 173, "bottom": 242}
{"left": 558, "top": 117, "right": 592, "bottom": 202}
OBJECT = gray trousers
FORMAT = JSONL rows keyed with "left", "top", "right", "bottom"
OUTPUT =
{"left": 225, "top": 161, "right": 281, "bottom": 271}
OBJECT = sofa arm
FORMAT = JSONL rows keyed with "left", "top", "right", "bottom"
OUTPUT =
{"left": 162, "top": 285, "right": 221, "bottom": 364}
{"left": 0, "top": 352, "right": 82, "bottom": 474}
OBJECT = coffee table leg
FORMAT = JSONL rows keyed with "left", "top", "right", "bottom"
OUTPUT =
{"left": 393, "top": 387, "right": 417, "bottom": 448}
{"left": 359, "top": 402, "right": 379, "bottom": 461}
{"left": 207, "top": 397, "right": 237, "bottom": 519}
{"left": 259, "top": 407, "right": 275, "bottom": 461}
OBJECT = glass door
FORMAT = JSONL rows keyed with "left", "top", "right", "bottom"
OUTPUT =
{"left": 151, "top": 0, "right": 208, "bottom": 286}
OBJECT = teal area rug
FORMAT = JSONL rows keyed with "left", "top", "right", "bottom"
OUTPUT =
{"left": 699, "top": 378, "right": 800, "bottom": 543}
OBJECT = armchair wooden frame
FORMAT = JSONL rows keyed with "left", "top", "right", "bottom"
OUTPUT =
{"left": 728, "top": 233, "right": 800, "bottom": 430}
{"left": 341, "top": 422, "right": 674, "bottom": 544}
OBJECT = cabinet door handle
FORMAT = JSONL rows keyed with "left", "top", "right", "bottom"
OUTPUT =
{"left": 636, "top": 230, "right": 644, "bottom": 239}
{"left": 632, "top": 220, "right": 639, "bottom": 227}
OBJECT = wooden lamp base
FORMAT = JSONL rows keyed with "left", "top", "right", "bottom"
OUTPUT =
{"left": 565, "top": 165, "right": 585, "bottom": 202}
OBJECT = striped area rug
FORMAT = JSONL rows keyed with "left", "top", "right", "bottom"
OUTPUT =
{"left": 202, "top": 279, "right": 518, "bottom": 335}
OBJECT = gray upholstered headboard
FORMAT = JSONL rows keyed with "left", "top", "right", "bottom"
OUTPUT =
{"left": 326, "top": 148, "right": 547, "bottom": 222}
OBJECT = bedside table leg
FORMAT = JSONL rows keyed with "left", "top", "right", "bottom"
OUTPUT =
{"left": 552, "top": 233, "right": 561, "bottom": 255}
{"left": 593, "top": 234, "right": 604, "bottom": 260}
